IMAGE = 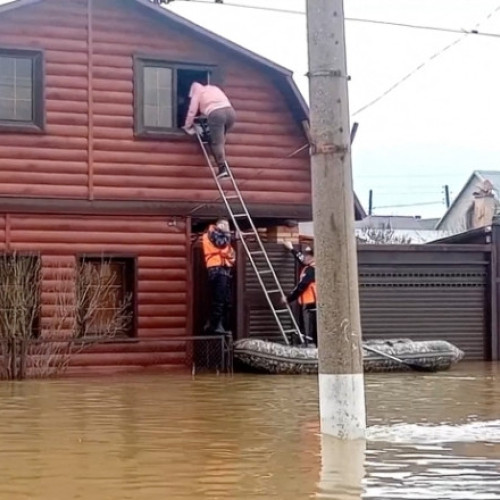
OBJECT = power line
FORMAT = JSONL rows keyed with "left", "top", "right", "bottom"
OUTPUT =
{"left": 373, "top": 201, "right": 444, "bottom": 209}
{"left": 367, "top": 191, "right": 444, "bottom": 195}
{"left": 163, "top": 0, "right": 500, "bottom": 40}
{"left": 352, "top": 37, "right": 465, "bottom": 116}
{"left": 163, "top": 0, "right": 500, "bottom": 116}
{"left": 346, "top": 17, "right": 500, "bottom": 39}
{"left": 162, "top": 0, "right": 304, "bottom": 15}
{"left": 353, "top": 3, "right": 500, "bottom": 115}
{"left": 357, "top": 173, "right": 465, "bottom": 178}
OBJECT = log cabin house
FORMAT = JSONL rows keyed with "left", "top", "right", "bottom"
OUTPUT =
{"left": 0, "top": 0, "right": 364, "bottom": 375}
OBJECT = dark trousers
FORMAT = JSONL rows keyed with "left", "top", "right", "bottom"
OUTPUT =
{"left": 207, "top": 267, "right": 232, "bottom": 333}
{"left": 304, "top": 306, "right": 317, "bottom": 346}
{"left": 207, "top": 107, "right": 236, "bottom": 166}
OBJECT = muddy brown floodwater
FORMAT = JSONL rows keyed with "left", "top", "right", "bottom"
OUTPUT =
{"left": 1, "top": 362, "right": 500, "bottom": 499}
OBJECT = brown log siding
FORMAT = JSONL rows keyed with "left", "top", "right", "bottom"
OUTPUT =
{"left": 0, "top": 0, "right": 310, "bottom": 208}
{"left": 6, "top": 214, "right": 188, "bottom": 343}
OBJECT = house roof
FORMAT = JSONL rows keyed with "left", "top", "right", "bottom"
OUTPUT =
{"left": 474, "top": 170, "right": 500, "bottom": 195}
{"left": 436, "top": 170, "right": 500, "bottom": 229}
{"left": 355, "top": 215, "right": 438, "bottom": 231}
{"left": 0, "top": 0, "right": 41, "bottom": 14}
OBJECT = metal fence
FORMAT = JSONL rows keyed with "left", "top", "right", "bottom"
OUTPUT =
{"left": 0, "top": 335, "right": 234, "bottom": 380}
{"left": 186, "top": 335, "right": 234, "bottom": 375}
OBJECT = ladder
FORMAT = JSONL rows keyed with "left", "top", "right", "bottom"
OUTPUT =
{"left": 193, "top": 120, "right": 305, "bottom": 345}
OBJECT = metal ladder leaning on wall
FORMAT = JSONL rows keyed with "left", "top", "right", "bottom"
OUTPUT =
{"left": 193, "top": 119, "right": 305, "bottom": 346}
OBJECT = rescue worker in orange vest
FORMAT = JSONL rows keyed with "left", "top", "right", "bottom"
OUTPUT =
{"left": 282, "top": 242, "right": 317, "bottom": 346}
{"left": 202, "top": 218, "right": 236, "bottom": 335}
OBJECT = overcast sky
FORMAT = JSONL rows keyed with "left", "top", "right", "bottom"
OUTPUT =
{"left": 164, "top": 0, "right": 500, "bottom": 219}
{"left": 3, "top": 0, "right": 500, "bottom": 219}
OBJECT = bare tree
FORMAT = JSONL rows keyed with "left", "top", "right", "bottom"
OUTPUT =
{"left": 0, "top": 254, "right": 40, "bottom": 379}
{"left": 0, "top": 256, "right": 133, "bottom": 380}
{"left": 356, "top": 227, "right": 413, "bottom": 245}
{"left": 76, "top": 260, "right": 132, "bottom": 339}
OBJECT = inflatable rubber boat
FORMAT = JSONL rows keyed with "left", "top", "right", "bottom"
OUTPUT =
{"left": 233, "top": 338, "right": 464, "bottom": 374}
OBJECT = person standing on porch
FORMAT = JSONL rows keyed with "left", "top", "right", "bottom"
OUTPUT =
{"left": 282, "top": 242, "right": 317, "bottom": 346}
{"left": 202, "top": 218, "right": 236, "bottom": 335}
{"left": 183, "top": 82, "right": 236, "bottom": 179}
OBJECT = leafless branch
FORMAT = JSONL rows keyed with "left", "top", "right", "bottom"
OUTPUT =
{"left": 0, "top": 256, "right": 132, "bottom": 380}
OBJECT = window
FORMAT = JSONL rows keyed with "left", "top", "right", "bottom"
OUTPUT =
{"left": 77, "top": 257, "right": 135, "bottom": 338}
{"left": 134, "top": 57, "right": 215, "bottom": 136}
{"left": 0, "top": 49, "right": 44, "bottom": 132}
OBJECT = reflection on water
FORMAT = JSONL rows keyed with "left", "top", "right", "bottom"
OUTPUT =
{"left": 0, "top": 363, "right": 499, "bottom": 499}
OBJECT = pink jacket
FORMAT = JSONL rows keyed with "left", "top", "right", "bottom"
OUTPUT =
{"left": 184, "top": 82, "right": 232, "bottom": 128}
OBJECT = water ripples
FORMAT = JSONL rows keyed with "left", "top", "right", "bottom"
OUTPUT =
{"left": 0, "top": 365, "right": 499, "bottom": 499}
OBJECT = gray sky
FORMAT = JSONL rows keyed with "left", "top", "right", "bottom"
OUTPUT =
{"left": 164, "top": 0, "right": 500, "bottom": 219}
{"left": 3, "top": 0, "right": 500, "bottom": 218}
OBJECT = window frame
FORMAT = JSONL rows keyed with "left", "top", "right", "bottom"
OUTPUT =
{"left": 76, "top": 255, "right": 137, "bottom": 339}
{"left": 0, "top": 47, "right": 45, "bottom": 133}
{"left": 133, "top": 55, "right": 219, "bottom": 138}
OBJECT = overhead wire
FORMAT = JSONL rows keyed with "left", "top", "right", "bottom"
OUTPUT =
{"left": 352, "top": 37, "right": 465, "bottom": 115}
{"left": 164, "top": 0, "right": 500, "bottom": 116}
{"left": 373, "top": 201, "right": 445, "bottom": 209}
{"left": 163, "top": 0, "right": 500, "bottom": 39}
{"left": 163, "top": 0, "right": 498, "bottom": 214}
{"left": 163, "top": 0, "right": 304, "bottom": 15}
{"left": 353, "top": 3, "right": 500, "bottom": 115}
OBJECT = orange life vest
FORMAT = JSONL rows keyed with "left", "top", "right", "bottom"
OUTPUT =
{"left": 298, "top": 264, "right": 317, "bottom": 306}
{"left": 202, "top": 226, "right": 235, "bottom": 268}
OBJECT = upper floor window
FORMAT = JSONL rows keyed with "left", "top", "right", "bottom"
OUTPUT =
{"left": 0, "top": 49, "right": 44, "bottom": 132}
{"left": 134, "top": 57, "right": 215, "bottom": 137}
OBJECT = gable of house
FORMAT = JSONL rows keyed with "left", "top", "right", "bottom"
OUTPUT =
{"left": 437, "top": 170, "right": 500, "bottom": 231}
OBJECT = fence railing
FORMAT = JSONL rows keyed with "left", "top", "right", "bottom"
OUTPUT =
{"left": 0, "top": 335, "right": 234, "bottom": 380}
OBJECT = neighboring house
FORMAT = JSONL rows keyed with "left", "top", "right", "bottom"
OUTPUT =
{"left": 300, "top": 215, "right": 447, "bottom": 244}
{"left": 0, "top": 0, "right": 327, "bottom": 372}
{"left": 436, "top": 170, "right": 500, "bottom": 232}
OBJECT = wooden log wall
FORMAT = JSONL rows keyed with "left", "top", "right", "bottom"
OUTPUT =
{"left": 0, "top": 1, "right": 89, "bottom": 199}
{"left": 0, "top": 0, "right": 311, "bottom": 209}
{"left": 6, "top": 214, "right": 189, "bottom": 370}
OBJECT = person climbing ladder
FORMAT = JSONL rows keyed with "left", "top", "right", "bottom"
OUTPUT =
{"left": 183, "top": 81, "right": 236, "bottom": 179}
{"left": 188, "top": 86, "right": 304, "bottom": 345}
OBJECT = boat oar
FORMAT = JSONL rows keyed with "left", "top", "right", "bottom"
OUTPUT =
{"left": 363, "top": 344, "right": 437, "bottom": 373}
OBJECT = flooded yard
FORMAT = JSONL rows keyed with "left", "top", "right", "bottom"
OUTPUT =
{"left": 1, "top": 363, "right": 499, "bottom": 499}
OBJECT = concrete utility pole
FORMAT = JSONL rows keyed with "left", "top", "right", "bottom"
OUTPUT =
{"left": 306, "top": 0, "right": 366, "bottom": 438}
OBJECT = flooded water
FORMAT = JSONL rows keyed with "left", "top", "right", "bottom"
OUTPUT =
{"left": 1, "top": 363, "right": 500, "bottom": 499}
